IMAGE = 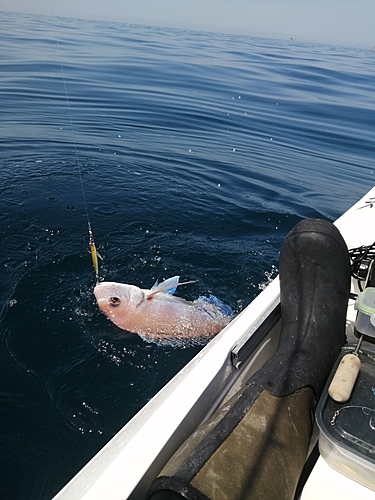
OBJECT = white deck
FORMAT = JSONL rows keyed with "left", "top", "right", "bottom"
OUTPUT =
{"left": 301, "top": 457, "right": 375, "bottom": 500}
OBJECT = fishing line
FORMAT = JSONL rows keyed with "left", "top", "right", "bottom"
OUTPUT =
{"left": 49, "top": 1, "right": 101, "bottom": 282}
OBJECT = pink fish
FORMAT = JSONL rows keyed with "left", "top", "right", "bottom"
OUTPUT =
{"left": 94, "top": 276, "right": 233, "bottom": 340}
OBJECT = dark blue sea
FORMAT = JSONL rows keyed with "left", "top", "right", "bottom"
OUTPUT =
{"left": 0, "top": 10, "right": 374, "bottom": 499}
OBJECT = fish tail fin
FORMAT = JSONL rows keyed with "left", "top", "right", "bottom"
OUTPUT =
{"left": 199, "top": 295, "right": 233, "bottom": 316}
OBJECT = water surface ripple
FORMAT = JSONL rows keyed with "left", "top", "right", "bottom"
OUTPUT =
{"left": 0, "top": 11, "right": 374, "bottom": 499}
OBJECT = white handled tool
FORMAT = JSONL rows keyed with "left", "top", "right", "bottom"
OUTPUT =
{"left": 328, "top": 335, "right": 363, "bottom": 403}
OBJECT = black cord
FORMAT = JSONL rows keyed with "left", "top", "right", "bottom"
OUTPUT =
{"left": 349, "top": 242, "right": 375, "bottom": 281}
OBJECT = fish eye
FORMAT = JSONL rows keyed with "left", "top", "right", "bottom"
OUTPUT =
{"left": 109, "top": 296, "right": 121, "bottom": 306}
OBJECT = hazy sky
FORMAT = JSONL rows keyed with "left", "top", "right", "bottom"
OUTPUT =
{"left": 1, "top": 0, "right": 374, "bottom": 48}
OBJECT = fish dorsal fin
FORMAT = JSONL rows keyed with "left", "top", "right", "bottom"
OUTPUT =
{"left": 145, "top": 276, "right": 198, "bottom": 300}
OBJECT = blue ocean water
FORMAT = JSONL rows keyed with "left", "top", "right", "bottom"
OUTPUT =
{"left": 0, "top": 10, "right": 374, "bottom": 499}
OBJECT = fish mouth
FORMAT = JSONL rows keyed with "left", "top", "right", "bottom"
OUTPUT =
{"left": 93, "top": 282, "right": 110, "bottom": 303}
{"left": 93, "top": 281, "right": 116, "bottom": 294}
{"left": 93, "top": 284, "right": 102, "bottom": 300}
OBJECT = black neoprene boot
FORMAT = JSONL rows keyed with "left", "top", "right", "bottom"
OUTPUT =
{"left": 147, "top": 219, "right": 351, "bottom": 500}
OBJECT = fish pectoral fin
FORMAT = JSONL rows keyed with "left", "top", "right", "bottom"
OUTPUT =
{"left": 144, "top": 290, "right": 156, "bottom": 300}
